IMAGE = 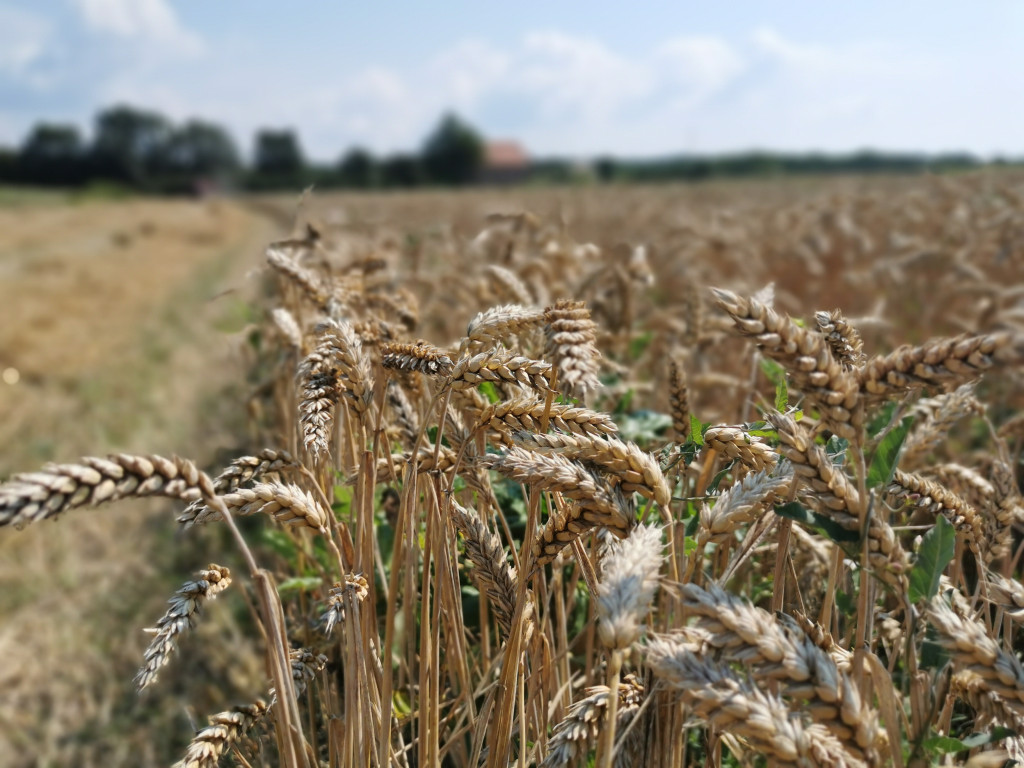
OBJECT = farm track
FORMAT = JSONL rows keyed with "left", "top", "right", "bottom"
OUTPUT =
{"left": 0, "top": 197, "right": 283, "bottom": 768}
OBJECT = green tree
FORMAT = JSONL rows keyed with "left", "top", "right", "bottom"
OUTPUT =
{"left": 161, "top": 120, "right": 241, "bottom": 179}
{"left": 338, "top": 147, "right": 378, "bottom": 188}
{"left": 380, "top": 153, "right": 424, "bottom": 188}
{"left": 90, "top": 105, "right": 172, "bottom": 186}
{"left": 19, "top": 123, "right": 87, "bottom": 185}
{"left": 254, "top": 130, "right": 304, "bottom": 176}
{"left": 421, "top": 113, "right": 483, "bottom": 185}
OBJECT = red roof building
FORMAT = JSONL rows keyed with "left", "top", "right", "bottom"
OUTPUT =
{"left": 481, "top": 141, "right": 530, "bottom": 184}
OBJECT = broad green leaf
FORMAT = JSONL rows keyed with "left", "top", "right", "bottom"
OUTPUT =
{"left": 909, "top": 516, "right": 956, "bottom": 603}
{"left": 867, "top": 416, "right": 912, "bottom": 488}
{"left": 683, "top": 536, "right": 698, "bottom": 556}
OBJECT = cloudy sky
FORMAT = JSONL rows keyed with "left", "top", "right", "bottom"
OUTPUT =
{"left": 1, "top": 1, "right": 1022, "bottom": 161}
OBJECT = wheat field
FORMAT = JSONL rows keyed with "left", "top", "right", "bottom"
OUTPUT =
{"left": 1, "top": 175, "right": 1023, "bottom": 767}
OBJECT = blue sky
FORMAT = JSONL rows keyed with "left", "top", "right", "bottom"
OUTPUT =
{"left": 1, "top": 1, "right": 1023, "bottom": 161}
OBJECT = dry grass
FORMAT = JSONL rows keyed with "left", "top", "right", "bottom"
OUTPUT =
{"left": 2, "top": 174, "right": 1024, "bottom": 767}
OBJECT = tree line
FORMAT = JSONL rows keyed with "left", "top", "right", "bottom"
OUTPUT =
{"left": 0, "top": 106, "right": 487, "bottom": 193}
{"left": 0, "top": 103, "right": 1010, "bottom": 194}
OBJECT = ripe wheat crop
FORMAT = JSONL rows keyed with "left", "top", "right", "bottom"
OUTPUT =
{"left": 2, "top": 176, "right": 1023, "bottom": 767}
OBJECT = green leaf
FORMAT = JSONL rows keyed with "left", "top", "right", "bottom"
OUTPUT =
{"left": 867, "top": 416, "right": 912, "bottom": 488}
{"left": 477, "top": 381, "right": 500, "bottom": 404}
{"left": 261, "top": 529, "right": 298, "bottom": 562}
{"left": 278, "top": 576, "right": 323, "bottom": 596}
{"left": 922, "top": 736, "right": 966, "bottom": 755}
{"left": 629, "top": 330, "right": 653, "bottom": 360}
{"left": 690, "top": 415, "right": 705, "bottom": 446}
{"left": 960, "top": 728, "right": 1015, "bottom": 748}
{"left": 909, "top": 516, "right": 956, "bottom": 603}
{"left": 683, "top": 536, "right": 698, "bottom": 556}
{"left": 757, "top": 358, "right": 789, "bottom": 412}
{"left": 924, "top": 728, "right": 1017, "bottom": 755}
{"left": 775, "top": 501, "right": 860, "bottom": 543}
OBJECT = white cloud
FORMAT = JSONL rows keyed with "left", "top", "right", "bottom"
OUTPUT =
{"left": 653, "top": 36, "right": 746, "bottom": 103}
{"left": 71, "top": 0, "right": 203, "bottom": 55}
{"left": 516, "top": 31, "right": 654, "bottom": 121}
{"left": 0, "top": 5, "right": 50, "bottom": 80}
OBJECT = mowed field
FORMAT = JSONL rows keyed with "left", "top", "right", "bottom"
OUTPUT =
{"left": 0, "top": 174, "right": 1023, "bottom": 767}
{"left": 0, "top": 195, "right": 281, "bottom": 766}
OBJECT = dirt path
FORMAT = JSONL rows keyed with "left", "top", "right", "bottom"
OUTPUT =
{"left": 0, "top": 196, "right": 284, "bottom": 768}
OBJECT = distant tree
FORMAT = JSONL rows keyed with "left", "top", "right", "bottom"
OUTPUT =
{"left": 380, "top": 153, "right": 424, "bottom": 188}
{"left": 159, "top": 120, "right": 241, "bottom": 180}
{"left": 594, "top": 156, "right": 617, "bottom": 182}
{"left": 338, "top": 147, "right": 378, "bottom": 189}
{"left": 90, "top": 105, "right": 172, "bottom": 186}
{"left": 421, "top": 113, "right": 483, "bottom": 185}
{"left": 0, "top": 146, "right": 16, "bottom": 183}
{"left": 19, "top": 123, "right": 87, "bottom": 185}
{"left": 254, "top": 129, "right": 305, "bottom": 179}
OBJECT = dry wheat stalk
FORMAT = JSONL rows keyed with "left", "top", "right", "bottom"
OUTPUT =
{"left": 0, "top": 454, "right": 214, "bottom": 528}
{"left": 297, "top": 355, "right": 341, "bottom": 457}
{"left": 703, "top": 425, "right": 779, "bottom": 472}
{"left": 449, "top": 351, "right": 553, "bottom": 392}
{"left": 266, "top": 246, "right": 329, "bottom": 310}
{"left": 375, "top": 447, "right": 457, "bottom": 482}
{"left": 951, "top": 672, "right": 1024, "bottom": 763}
{"left": 768, "top": 410, "right": 910, "bottom": 588}
{"left": 172, "top": 699, "right": 269, "bottom": 768}
{"left": 381, "top": 340, "right": 454, "bottom": 376}
{"left": 928, "top": 598, "right": 1024, "bottom": 719}
{"left": 191, "top": 482, "right": 327, "bottom": 530}
{"left": 887, "top": 469, "right": 985, "bottom": 556}
{"left": 136, "top": 565, "right": 232, "bottom": 690}
{"left": 512, "top": 431, "right": 671, "bottom": 508}
{"left": 540, "top": 675, "right": 645, "bottom": 768}
{"left": 178, "top": 449, "right": 299, "bottom": 527}
{"left": 478, "top": 397, "right": 618, "bottom": 437}
{"left": 479, "top": 447, "right": 634, "bottom": 564}
{"left": 271, "top": 307, "right": 304, "bottom": 349}
{"left": 450, "top": 500, "right": 532, "bottom": 639}
{"left": 698, "top": 468, "right": 792, "bottom": 545}
{"left": 712, "top": 288, "right": 863, "bottom": 439}
{"left": 667, "top": 355, "right": 690, "bottom": 442}
{"left": 312, "top": 319, "right": 373, "bottom": 414}
{"left": 901, "top": 384, "right": 983, "bottom": 469}
{"left": 386, "top": 382, "right": 421, "bottom": 447}
{"left": 989, "top": 459, "right": 1023, "bottom": 563}
{"left": 815, "top": 309, "right": 866, "bottom": 370}
{"left": 680, "top": 582, "right": 881, "bottom": 761}
{"left": 644, "top": 643, "right": 865, "bottom": 768}
{"left": 544, "top": 299, "right": 602, "bottom": 401}
{"left": 465, "top": 304, "right": 544, "bottom": 350}
{"left": 324, "top": 574, "right": 369, "bottom": 635}
{"left": 984, "top": 573, "right": 1024, "bottom": 624}
{"left": 859, "top": 332, "right": 1024, "bottom": 401}
{"left": 484, "top": 264, "right": 534, "bottom": 305}
{"left": 596, "top": 524, "right": 664, "bottom": 650}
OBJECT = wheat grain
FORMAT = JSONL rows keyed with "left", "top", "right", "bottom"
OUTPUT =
{"left": 544, "top": 299, "right": 602, "bottom": 401}
{"left": 136, "top": 564, "right": 231, "bottom": 691}
{"left": 0, "top": 454, "right": 214, "bottom": 528}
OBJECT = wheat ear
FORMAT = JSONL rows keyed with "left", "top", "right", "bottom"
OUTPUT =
{"left": 136, "top": 564, "right": 232, "bottom": 690}
{"left": 0, "top": 454, "right": 214, "bottom": 528}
